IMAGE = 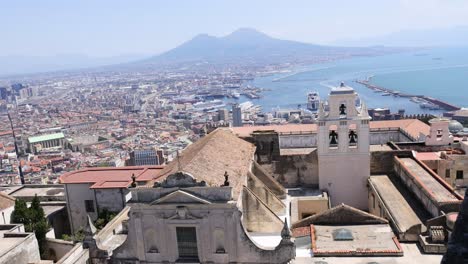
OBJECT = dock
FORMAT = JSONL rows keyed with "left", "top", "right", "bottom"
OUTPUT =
{"left": 356, "top": 80, "right": 461, "bottom": 111}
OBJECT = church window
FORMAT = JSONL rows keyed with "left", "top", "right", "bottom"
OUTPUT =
{"left": 456, "top": 170, "right": 464, "bottom": 179}
{"left": 445, "top": 169, "right": 450, "bottom": 178}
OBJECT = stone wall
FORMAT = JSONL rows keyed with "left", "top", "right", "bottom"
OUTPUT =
{"left": 246, "top": 172, "right": 285, "bottom": 215}
{"left": 241, "top": 186, "right": 284, "bottom": 233}
{"left": 56, "top": 244, "right": 89, "bottom": 264}
{"left": 279, "top": 133, "right": 316, "bottom": 148}
{"left": 64, "top": 183, "right": 98, "bottom": 233}
{"left": 447, "top": 154, "right": 468, "bottom": 188}
{"left": 370, "top": 150, "right": 413, "bottom": 175}
{"left": 264, "top": 150, "right": 318, "bottom": 187}
{"left": 45, "top": 238, "right": 75, "bottom": 262}
{"left": 251, "top": 161, "right": 286, "bottom": 198}
{"left": 95, "top": 188, "right": 128, "bottom": 213}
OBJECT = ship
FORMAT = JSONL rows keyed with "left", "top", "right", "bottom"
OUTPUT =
{"left": 307, "top": 91, "right": 320, "bottom": 111}
{"left": 231, "top": 91, "right": 240, "bottom": 99}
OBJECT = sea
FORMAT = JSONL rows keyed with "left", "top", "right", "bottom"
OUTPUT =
{"left": 226, "top": 47, "right": 468, "bottom": 115}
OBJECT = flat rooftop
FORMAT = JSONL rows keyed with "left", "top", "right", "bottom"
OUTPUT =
{"left": 293, "top": 243, "right": 442, "bottom": 264}
{"left": 369, "top": 176, "right": 423, "bottom": 233}
{"left": 0, "top": 226, "right": 34, "bottom": 260}
{"left": 249, "top": 233, "right": 282, "bottom": 249}
{"left": 8, "top": 185, "right": 65, "bottom": 198}
{"left": 312, "top": 224, "right": 401, "bottom": 256}
{"left": 399, "top": 158, "right": 458, "bottom": 202}
{"left": 370, "top": 144, "right": 393, "bottom": 151}
{"left": 280, "top": 148, "right": 316, "bottom": 156}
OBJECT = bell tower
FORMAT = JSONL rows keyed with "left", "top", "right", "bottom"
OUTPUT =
{"left": 317, "top": 82, "right": 370, "bottom": 210}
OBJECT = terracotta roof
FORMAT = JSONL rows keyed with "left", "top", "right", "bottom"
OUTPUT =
{"left": 230, "top": 119, "right": 430, "bottom": 140}
{"left": 59, "top": 166, "right": 165, "bottom": 189}
{"left": 152, "top": 129, "right": 256, "bottom": 199}
{"left": 370, "top": 119, "right": 430, "bottom": 139}
{"left": 415, "top": 152, "right": 441, "bottom": 161}
{"left": 0, "top": 192, "right": 15, "bottom": 210}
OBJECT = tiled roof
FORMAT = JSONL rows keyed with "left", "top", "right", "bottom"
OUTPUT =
{"left": 59, "top": 166, "right": 165, "bottom": 189}
{"left": 152, "top": 129, "right": 256, "bottom": 199}
{"left": 415, "top": 152, "right": 441, "bottom": 161}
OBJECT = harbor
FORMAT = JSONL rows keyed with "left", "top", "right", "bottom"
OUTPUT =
{"left": 356, "top": 79, "right": 461, "bottom": 112}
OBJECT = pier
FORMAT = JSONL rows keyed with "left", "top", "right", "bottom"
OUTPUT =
{"left": 356, "top": 80, "right": 461, "bottom": 111}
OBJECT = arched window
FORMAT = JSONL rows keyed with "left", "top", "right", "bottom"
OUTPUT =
{"left": 329, "top": 130, "right": 338, "bottom": 147}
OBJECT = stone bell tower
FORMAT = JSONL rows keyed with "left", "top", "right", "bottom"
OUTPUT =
{"left": 317, "top": 82, "right": 370, "bottom": 210}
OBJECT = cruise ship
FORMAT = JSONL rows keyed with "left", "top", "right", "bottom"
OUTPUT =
{"left": 307, "top": 91, "right": 320, "bottom": 111}
{"left": 193, "top": 99, "right": 225, "bottom": 111}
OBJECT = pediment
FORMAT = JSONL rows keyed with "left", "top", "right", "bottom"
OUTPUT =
{"left": 151, "top": 190, "right": 211, "bottom": 205}
{"left": 292, "top": 204, "right": 388, "bottom": 228}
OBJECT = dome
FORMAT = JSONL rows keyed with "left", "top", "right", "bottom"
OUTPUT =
{"left": 449, "top": 120, "right": 464, "bottom": 133}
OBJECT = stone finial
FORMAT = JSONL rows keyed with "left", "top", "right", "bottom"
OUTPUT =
{"left": 318, "top": 102, "right": 325, "bottom": 119}
{"left": 360, "top": 101, "right": 369, "bottom": 118}
{"left": 281, "top": 218, "right": 291, "bottom": 240}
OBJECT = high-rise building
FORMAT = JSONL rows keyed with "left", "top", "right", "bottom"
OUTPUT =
{"left": 0, "top": 87, "right": 7, "bottom": 100}
{"left": 232, "top": 104, "right": 242, "bottom": 127}
{"left": 127, "top": 149, "right": 165, "bottom": 166}
{"left": 218, "top": 108, "right": 229, "bottom": 121}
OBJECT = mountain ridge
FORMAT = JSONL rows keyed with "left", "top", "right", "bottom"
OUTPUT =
{"left": 140, "top": 28, "right": 383, "bottom": 66}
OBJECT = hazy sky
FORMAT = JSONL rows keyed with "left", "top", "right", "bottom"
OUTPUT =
{"left": 2, "top": 0, "right": 468, "bottom": 57}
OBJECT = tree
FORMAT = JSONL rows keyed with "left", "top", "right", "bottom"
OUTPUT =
{"left": 29, "top": 195, "right": 45, "bottom": 227}
{"left": 11, "top": 195, "right": 49, "bottom": 258}
{"left": 11, "top": 199, "right": 29, "bottom": 226}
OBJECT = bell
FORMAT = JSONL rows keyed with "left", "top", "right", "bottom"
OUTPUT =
{"left": 349, "top": 131, "right": 357, "bottom": 144}
{"left": 339, "top": 104, "right": 347, "bottom": 115}
{"left": 329, "top": 131, "right": 338, "bottom": 145}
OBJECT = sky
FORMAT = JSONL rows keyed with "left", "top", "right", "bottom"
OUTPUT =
{"left": 2, "top": 0, "right": 468, "bottom": 57}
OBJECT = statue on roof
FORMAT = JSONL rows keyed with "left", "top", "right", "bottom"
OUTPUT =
{"left": 223, "top": 171, "right": 230, "bottom": 187}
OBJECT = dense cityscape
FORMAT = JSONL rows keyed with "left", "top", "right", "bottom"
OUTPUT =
{"left": 1, "top": 1, "right": 468, "bottom": 264}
